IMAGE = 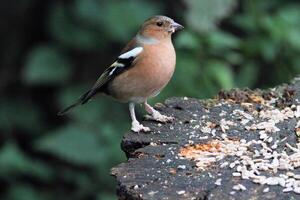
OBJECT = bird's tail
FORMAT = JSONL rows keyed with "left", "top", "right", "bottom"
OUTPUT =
{"left": 57, "top": 101, "right": 81, "bottom": 116}
{"left": 57, "top": 89, "right": 97, "bottom": 116}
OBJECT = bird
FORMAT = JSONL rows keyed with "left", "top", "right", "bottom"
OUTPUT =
{"left": 58, "top": 15, "right": 184, "bottom": 132}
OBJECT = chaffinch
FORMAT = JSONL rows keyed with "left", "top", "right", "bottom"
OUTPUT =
{"left": 58, "top": 15, "right": 183, "bottom": 132}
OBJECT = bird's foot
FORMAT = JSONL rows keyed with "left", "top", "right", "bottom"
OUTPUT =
{"left": 131, "top": 120, "right": 150, "bottom": 132}
{"left": 146, "top": 110, "right": 174, "bottom": 123}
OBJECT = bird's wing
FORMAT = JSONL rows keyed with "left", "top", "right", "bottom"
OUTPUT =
{"left": 58, "top": 44, "right": 143, "bottom": 115}
{"left": 85, "top": 46, "right": 143, "bottom": 97}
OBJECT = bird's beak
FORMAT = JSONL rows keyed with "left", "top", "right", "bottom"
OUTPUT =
{"left": 171, "top": 22, "right": 184, "bottom": 31}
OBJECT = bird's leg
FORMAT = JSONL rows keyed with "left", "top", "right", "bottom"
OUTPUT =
{"left": 129, "top": 102, "right": 150, "bottom": 132}
{"left": 144, "top": 101, "right": 174, "bottom": 123}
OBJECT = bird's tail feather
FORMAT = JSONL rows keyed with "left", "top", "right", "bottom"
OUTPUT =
{"left": 57, "top": 101, "right": 81, "bottom": 116}
{"left": 57, "top": 89, "right": 96, "bottom": 116}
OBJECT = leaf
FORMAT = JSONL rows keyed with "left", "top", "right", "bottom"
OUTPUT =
{"left": 0, "top": 143, "right": 53, "bottom": 181}
{"left": 23, "top": 46, "right": 72, "bottom": 84}
{"left": 292, "top": 58, "right": 300, "bottom": 72}
{"left": 48, "top": 3, "right": 103, "bottom": 49}
{"left": 175, "top": 31, "right": 200, "bottom": 50}
{"left": 286, "top": 29, "right": 300, "bottom": 50}
{"left": 98, "top": 0, "right": 161, "bottom": 42}
{"left": 225, "top": 52, "right": 243, "bottom": 65}
{"left": 259, "top": 39, "right": 278, "bottom": 61}
{"left": 232, "top": 14, "right": 258, "bottom": 32}
{"left": 207, "top": 31, "right": 240, "bottom": 50}
{"left": 206, "top": 61, "right": 234, "bottom": 89}
{"left": 163, "top": 53, "right": 201, "bottom": 98}
{"left": 261, "top": 5, "right": 300, "bottom": 50}
{"left": 278, "top": 5, "right": 300, "bottom": 25}
{"left": 0, "top": 99, "right": 43, "bottom": 133}
{"left": 6, "top": 184, "right": 45, "bottom": 200}
{"left": 97, "top": 193, "right": 117, "bottom": 200}
{"left": 35, "top": 125, "right": 105, "bottom": 165}
{"left": 73, "top": 0, "right": 104, "bottom": 27}
{"left": 185, "top": 0, "right": 237, "bottom": 33}
{"left": 235, "top": 62, "right": 259, "bottom": 87}
{"left": 73, "top": 0, "right": 161, "bottom": 42}
{"left": 278, "top": 5, "right": 300, "bottom": 50}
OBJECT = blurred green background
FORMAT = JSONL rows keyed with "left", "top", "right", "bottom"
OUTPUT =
{"left": 0, "top": 0, "right": 300, "bottom": 199}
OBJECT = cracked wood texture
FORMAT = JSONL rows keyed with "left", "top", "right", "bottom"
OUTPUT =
{"left": 111, "top": 77, "right": 300, "bottom": 200}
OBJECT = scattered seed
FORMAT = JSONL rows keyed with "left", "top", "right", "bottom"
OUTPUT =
{"left": 287, "top": 172, "right": 295, "bottom": 177}
{"left": 179, "top": 102, "right": 300, "bottom": 195}
{"left": 232, "top": 172, "right": 241, "bottom": 177}
{"left": 233, "top": 184, "right": 246, "bottom": 191}
{"left": 294, "top": 187, "right": 300, "bottom": 194}
{"left": 266, "top": 177, "right": 279, "bottom": 186}
{"left": 236, "top": 165, "right": 242, "bottom": 172}
{"left": 283, "top": 187, "right": 293, "bottom": 193}
{"left": 176, "top": 190, "right": 185, "bottom": 195}
{"left": 239, "top": 184, "right": 246, "bottom": 191}
{"left": 220, "top": 162, "right": 229, "bottom": 168}
{"left": 229, "top": 163, "right": 236, "bottom": 168}
{"left": 294, "top": 174, "right": 300, "bottom": 179}
{"left": 263, "top": 187, "right": 269, "bottom": 193}
{"left": 148, "top": 191, "right": 158, "bottom": 196}
{"left": 260, "top": 132, "right": 268, "bottom": 140}
{"left": 177, "top": 165, "right": 186, "bottom": 170}
{"left": 267, "top": 137, "right": 273, "bottom": 143}
{"left": 215, "top": 178, "right": 222, "bottom": 186}
{"left": 240, "top": 139, "right": 247, "bottom": 144}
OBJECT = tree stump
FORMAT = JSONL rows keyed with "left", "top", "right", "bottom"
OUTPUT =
{"left": 111, "top": 77, "right": 300, "bottom": 200}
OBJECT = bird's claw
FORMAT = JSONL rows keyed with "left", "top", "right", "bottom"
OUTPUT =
{"left": 131, "top": 121, "right": 150, "bottom": 132}
{"left": 145, "top": 111, "right": 174, "bottom": 123}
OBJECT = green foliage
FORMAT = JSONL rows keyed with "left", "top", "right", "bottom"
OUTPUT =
{"left": 1, "top": 0, "right": 300, "bottom": 199}
{"left": 206, "top": 61, "right": 234, "bottom": 90}
{"left": 185, "top": 0, "right": 237, "bottom": 32}
{"left": 23, "top": 46, "right": 72, "bottom": 84}
{"left": 48, "top": 2, "right": 104, "bottom": 50}
{"left": 0, "top": 143, "right": 53, "bottom": 180}
{"left": 6, "top": 184, "right": 46, "bottom": 200}
{"left": 84, "top": 0, "right": 160, "bottom": 42}
{"left": 0, "top": 99, "right": 43, "bottom": 133}
{"left": 35, "top": 125, "right": 105, "bottom": 165}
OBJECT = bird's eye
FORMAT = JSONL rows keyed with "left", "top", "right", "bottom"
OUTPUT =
{"left": 156, "top": 22, "right": 163, "bottom": 27}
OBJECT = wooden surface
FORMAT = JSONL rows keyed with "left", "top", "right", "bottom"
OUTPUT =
{"left": 112, "top": 77, "right": 300, "bottom": 200}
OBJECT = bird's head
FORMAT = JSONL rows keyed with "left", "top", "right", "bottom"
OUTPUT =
{"left": 139, "top": 15, "right": 184, "bottom": 40}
